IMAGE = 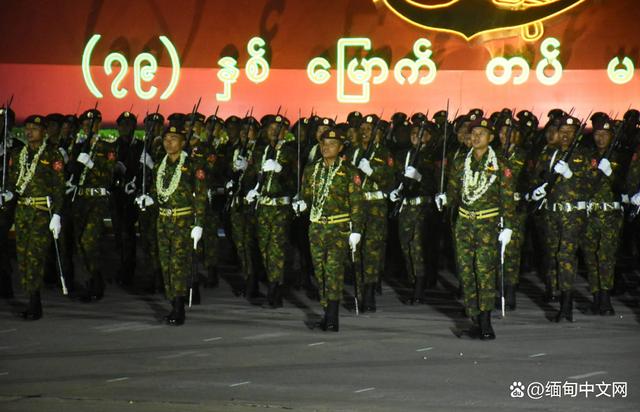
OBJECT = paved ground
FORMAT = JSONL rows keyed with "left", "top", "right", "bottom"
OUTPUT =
{"left": 1, "top": 257, "right": 639, "bottom": 411}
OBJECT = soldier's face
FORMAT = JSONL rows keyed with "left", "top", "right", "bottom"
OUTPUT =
{"left": 163, "top": 133, "right": 185, "bottom": 155}
{"left": 82, "top": 119, "right": 100, "bottom": 134}
{"left": 594, "top": 130, "right": 613, "bottom": 150}
{"left": 60, "top": 122, "right": 71, "bottom": 138}
{"left": 359, "top": 123, "right": 373, "bottom": 142}
{"left": 320, "top": 138, "right": 343, "bottom": 160}
{"left": 117, "top": 121, "right": 134, "bottom": 137}
{"left": 457, "top": 123, "right": 470, "bottom": 144}
{"left": 267, "top": 123, "right": 282, "bottom": 142}
{"left": 558, "top": 125, "right": 577, "bottom": 148}
{"left": 546, "top": 126, "right": 559, "bottom": 145}
{"left": 411, "top": 127, "right": 430, "bottom": 146}
{"left": 47, "top": 122, "right": 61, "bottom": 139}
{"left": 347, "top": 128, "right": 358, "bottom": 144}
{"left": 470, "top": 127, "right": 493, "bottom": 150}
{"left": 25, "top": 123, "right": 45, "bottom": 143}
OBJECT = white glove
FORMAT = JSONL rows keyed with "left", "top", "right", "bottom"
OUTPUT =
{"left": 598, "top": 158, "right": 612, "bottom": 177}
{"left": 404, "top": 166, "right": 422, "bottom": 182}
{"left": 524, "top": 192, "right": 531, "bottom": 202}
{"left": 389, "top": 186, "right": 402, "bottom": 202}
{"left": 135, "top": 194, "right": 154, "bottom": 209}
{"left": 553, "top": 160, "right": 573, "bottom": 179}
{"left": 435, "top": 192, "right": 447, "bottom": 211}
{"left": 498, "top": 228, "right": 513, "bottom": 248}
{"left": 49, "top": 213, "right": 62, "bottom": 239}
{"left": 262, "top": 159, "right": 283, "bottom": 173}
{"left": 58, "top": 147, "right": 69, "bottom": 163}
{"left": 140, "top": 150, "right": 154, "bottom": 170}
{"left": 349, "top": 232, "right": 362, "bottom": 252}
{"left": 225, "top": 180, "right": 234, "bottom": 190}
{"left": 191, "top": 226, "right": 203, "bottom": 249}
{"left": 245, "top": 188, "right": 259, "bottom": 203}
{"left": 292, "top": 200, "right": 308, "bottom": 214}
{"left": 0, "top": 190, "right": 13, "bottom": 206}
{"left": 77, "top": 152, "right": 94, "bottom": 169}
{"left": 233, "top": 156, "right": 248, "bottom": 171}
{"left": 124, "top": 177, "right": 136, "bottom": 195}
{"left": 65, "top": 177, "right": 77, "bottom": 195}
{"left": 358, "top": 158, "right": 373, "bottom": 176}
{"left": 631, "top": 192, "right": 640, "bottom": 206}
{"left": 531, "top": 182, "right": 548, "bottom": 201}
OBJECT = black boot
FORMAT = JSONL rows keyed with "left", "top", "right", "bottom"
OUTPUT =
{"left": 244, "top": 273, "right": 260, "bottom": 301}
{"left": 479, "top": 311, "right": 496, "bottom": 340}
{"left": 191, "top": 282, "right": 201, "bottom": 305}
{"left": 505, "top": 283, "right": 516, "bottom": 311}
{"left": 555, "top": 290, "right": 573, "bottom": 322}
{"left": 589, "top": 292, "right": 601, "bottom": 315}
{"left": 167, "top": 296, "right": 185, "bottom": 326}
{"left": 410, "top": 277, "right": 426, "bottom": 305}
{"left": 266, "top": 282, "right": 276, "bottom": 307}
{"left": 163, "top": 299, "right": 176, "bottom": 322}
{"left": 205, "top": 266, "right": 219, "bottom": 288}
{"left": 544, "top": 283, "right": 559, "bottom": 303}
{"left": 599, "top": 290, "right": 615, "bottom": 316}
{"left": 90, "top": 272, "right": 104, "bottom": 301}
{"left": 364, "top": 283, "right": 376, "bottom": 312}
{"left": 325, "top": 300, "right": 339, "bottom": 332}
{"left": 22, "top": 291, "right": 43, "bottom": 320}
{"left": 269, "top": 282, "right": 283, "bottom": 308}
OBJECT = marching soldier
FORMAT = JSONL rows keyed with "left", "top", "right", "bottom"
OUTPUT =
{"left": 0, "top": 107, "right": 19, "bottom": 299}
{"left": 245, "top": 115, "right": 296, "bottom": 308}
{"left": 530, "top": 114, "right": 590, "bottom": 322}
{"left": 584, "top": 117, "right": 623, "bottom": 315}
{"left": 293, "top": 128, "right": 363, "bottom": 331}
{"left": 437, "top": 118, "right": 516, "bottom": 340}
{"left": 350, "top": 114, "right": 395, "bottom": 312}
{"left": 67, "top": 109, "right": 117, "bottom": 301}
{"left": 4, "top": 115, "right": 65, "bottom": 319}
{"left": 135, "top": 126, "right": 206, "bottom": 325}
{"left": 389, "top": 120, "right": 438, "bottom": 303}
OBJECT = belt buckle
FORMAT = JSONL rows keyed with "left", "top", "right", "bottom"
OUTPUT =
{"left": 319, "top": 216, "right": 328, "bottom": 224}
{"left": 24, "top": 198, "right": 32, "bottom": 205}
{"left": 468, "top": 211, "right": 476, "bottom": 220}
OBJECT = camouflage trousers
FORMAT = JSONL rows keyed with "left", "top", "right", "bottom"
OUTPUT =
{"left": 230, "top": 203, "right": 258, "bottom": 280}
{"left": 502, "top": 210, "right": 526, "bottom": 287}
{"left": 545, "top": 210, "right": 586, "bottom": 292}
{"left": 398, "top": 204, "right": 426, "bottom": 283}
{"left": 256, "top": 205, "right": 291, "bottom": 284}
{"left": 583, "top": 210, "right": 623, "bottom": 293}
{"left": 203, "top": 203, "right": 220, "bottom": 270}
{"left": 138, "top": 207, "right": 161, "bottom": 286}
{"left": 157, "top": 214, "right": 193, "bottom": 300}
{"left": 359, "top": 200, "right": 388, "bottom": 285}
{"left": 309, "top": 221, "right": 349, "bottom": 308}
{"left": 454, "top": 215, "right": 499, "bottom": 317}
{"left": 73, "top": 197, "right": 109, "bottom": 284}
{"left": 15, "top": 205, "right": 52, "bottom": 294}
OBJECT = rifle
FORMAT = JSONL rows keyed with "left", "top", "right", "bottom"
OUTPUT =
{"left": 294, "top": 108, "right": 302, "bottom": 216}
{"left": 389, "top": 118, "right": 428, "bottom": 219}
{"left": 224, "top": 111, "right": 256, "bottom": 213}
{"left": 71, "top": 101, "right": 100, "bottom": 202}
{"left": 1, "top": 95, "right": 14, "bottom": 195}
{"left": 254, "top": 109, "right": 287, "bottom": 212}
{"left": 532, "top": 112, "right": 592, "bottom": 211}
{"left": 139, "top": 105, "right": 161, "bottom": 211}
{"left": 205, "top": 105, "right": 220, "bottom": 147}
{"left": 438, "top": 100, "right": 450, "bottom": 195}
{"left": 184, "top": 97, "right": 202, "bottom": 153}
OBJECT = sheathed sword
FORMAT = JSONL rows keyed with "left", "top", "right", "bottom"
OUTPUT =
{"left": 46, "top": 196, "right": 68, "bottom": 295}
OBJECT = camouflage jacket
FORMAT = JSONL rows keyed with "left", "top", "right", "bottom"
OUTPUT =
{"left": 301, "top": 158, "right": 364, "bottom": 234}
{"left": 348, "top": 142, "right": 396, "bottom": 193}
{"left": 531, "top": 144, "right": 591, "bottom": 203}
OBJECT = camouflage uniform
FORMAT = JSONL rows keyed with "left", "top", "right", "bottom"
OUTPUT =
{"left": 532, "top": 146, "right": 589, "bottom": 293}
{"left": 584, "top": 151, "right": 624, "bottom": 294}
{"left": 301, "top": 157, "right": 364, "bottom": 307}
{"left": 349, "top": 142, "right": 395, "bottom": 302}
{"left": 448, "top": 147, "right": 516, "bottom": 317}
{"left": 151, "top": 153, "right": 207, "bottom": 300}
{"left": 71, "top": 133, "right": 117, "bottom": 297}
{"left": 254, "top": 140, "right": 296, "bottom": 286}
{"left": 7, "top": 142, "right": 65, "bottom": 293}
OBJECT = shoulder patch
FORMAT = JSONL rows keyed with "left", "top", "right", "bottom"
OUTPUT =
{"left": 387, "top": 156, "right": 394, "bottom": 167}
{"left": 53, "top": 160, "right": 64, "bottom": 172}
{"left": 633, "top": 152, "right": 638, "bottom": 162}
{"left": 207, "top": 154, "right": 217, "bottom": 163}
{"left": 503, "top": 168, "right": 512, "bottom": 178}
{"left": 353, "top": 174, "right": 362, "bottom": 186}
{"left": 195, "top": 169, "right": 206, "bottom": 180}
{"left": 107, "top": 151, "right": 116, "bottom": 161}
{"left": 591, "top": 158, "right": 598, "bottom": 169}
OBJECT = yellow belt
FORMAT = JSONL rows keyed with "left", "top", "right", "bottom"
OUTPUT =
{"left": 363, "top": 191, "right": 387, "bottom": 201}
{"left": 158, "top": 206, "right": 192, "bottom": 218}
{"left": 310, "top": 213, "right": 350, "bottom": 225}
{"left": 78, "top": 187, "right": 109, "bottom": 197}
{"left": 459, "top": 207, "right": 500, "bottom": 220}
{"left": 17, "top": 196, "right": 49, "bottom": 211}
{"left": 402, "top": 196, "right": 431, "bottom": 207}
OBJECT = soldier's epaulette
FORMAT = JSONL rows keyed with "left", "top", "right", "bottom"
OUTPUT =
{"left": 100, "top": 133, "right": 118, "bottom": 143}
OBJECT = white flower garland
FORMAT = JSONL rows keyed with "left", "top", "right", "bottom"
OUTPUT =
{"left": 309, "top": 158, "right": 343, "bottom": 222}
{"left": 462, "top": 146, "right": 498, "bottom": 205}
{"left": 15, "top": 142, "right": 47, "bottom": 195}
{"left": 156, "top": 151, "right": 187, "bottom": 203}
